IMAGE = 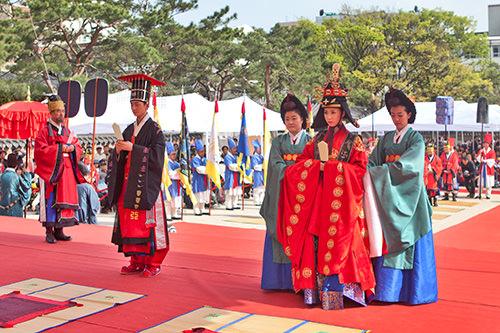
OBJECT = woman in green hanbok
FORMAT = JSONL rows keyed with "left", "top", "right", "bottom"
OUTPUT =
{"left": 260, "top": 94, "right": 310, "bottom": 290}
{"left": 366, "top": 88, "right": 438, "bottom": 304}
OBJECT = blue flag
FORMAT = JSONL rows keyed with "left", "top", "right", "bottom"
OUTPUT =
{"left": 237, "top": 100, "right": 252, "bottom": 182}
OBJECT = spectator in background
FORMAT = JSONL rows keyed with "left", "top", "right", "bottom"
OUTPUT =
{"left": 459, "top": 153, "right": 476, "bottom": 198}
{"left": 76, "top": 162, "right": 100, "bottom": 224}
{"left": 0, "top": 154, "right": 32, "bottom": 217}
{"left": 0, "top": 149, "right": 6, "bottom": 173}
{"left": 94, "top": 146, "right": 106, "bottom": 163}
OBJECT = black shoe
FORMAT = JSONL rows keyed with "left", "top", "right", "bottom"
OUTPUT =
{"left": 443, "top": 194, "right": 449, "bottom": 200}
{"left": 225, "top": 208, "right": 233, "bottom": 211}
{"left": 45, "top": 228, "right": 56, "bottom": 244}
{"left": 486, "top": 195, "right": 491, "bottom": 199}
{"left": 233, "top": 206, "right": 241, "bottom": 210}
{"left": 167, "top": 218, "right": 173, "bottom": 222}
{"left": 202, "top": 212, "right": 210, "bottom": 215}
{"left": 54, "top": 228, "right": 71, "bottom": 241}
{"left": 172, "top": 217, "right": 182, "bottom": 220}
{"left": 194, "top": 213, "right": 202, "bottom": 216}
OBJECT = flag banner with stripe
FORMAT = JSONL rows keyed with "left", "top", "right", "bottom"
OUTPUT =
{"left": 178, "top": 96, "right": 197, "bottom": 205}
{"left": 206, "top": 100, "right": 222, "bottom": 189}
{"left": 153, "top": 91, "right": 172, "bottom": 201}
{"left": 262, "top": 107, "right": 271, "bottom": 186}
{"left": 237, "top": 100, "right": 253, "bottom": 184}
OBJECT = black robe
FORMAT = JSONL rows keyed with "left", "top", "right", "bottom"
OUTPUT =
{"left": 108, "top": 118, "right": 165, "bottom": 210}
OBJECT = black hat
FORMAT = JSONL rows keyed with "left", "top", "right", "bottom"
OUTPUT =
{"left": 280, "top": 93, "right": 308, "bottom": 129}
{"left": 385, "top": 88, "right": 416, "bottom": 124}
{"left": 117, "top": 73, "right": 166, "bottom": 103}
{"left": 312, "top": 63, "right": 358, "bottom": 129}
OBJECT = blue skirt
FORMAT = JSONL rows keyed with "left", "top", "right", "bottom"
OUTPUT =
{"left": 261, "top": 232, "right": 293, "bottom": 290}
{"left": 372, "top": 229, "right": 438, "bottom": 304}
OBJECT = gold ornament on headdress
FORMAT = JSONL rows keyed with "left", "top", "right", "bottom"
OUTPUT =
{"left": 314, "top": 63, "right": 348, "bottom": 106}
{"left": 48, "top": 100, "right": 65, "bottom": 112}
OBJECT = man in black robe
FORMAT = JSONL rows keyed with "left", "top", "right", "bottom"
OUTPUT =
{"left": 108, "top": 74, "right": 169, "bottom": 277}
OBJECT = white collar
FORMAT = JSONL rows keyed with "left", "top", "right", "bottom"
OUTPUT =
{"left": 48, "top": 119, "right": 63, "bottom": 135}
{"left": 5, "top": 167, "right": 16, "bottom": 173}
{"left": 393, "top": 125, "right": 410, "bottom": 144}
{"left": 133, "top": 114, "right": 150, "bottom": 137}
{"left": 289, "top": 130, "right": 304, "bottom": 145}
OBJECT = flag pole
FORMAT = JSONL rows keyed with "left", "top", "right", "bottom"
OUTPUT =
{"left": 241, "top": 93, "right": 246, "bottom": 211}
{"left": 180, "top": 85, "right": 185, "bottom": 220}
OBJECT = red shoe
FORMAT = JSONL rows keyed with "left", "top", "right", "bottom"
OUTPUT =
{"left": 120, "top": 263, "right": 145, "bottom": 275}
{"left": 142, "top": 265, "right": 161, "bottom": 277}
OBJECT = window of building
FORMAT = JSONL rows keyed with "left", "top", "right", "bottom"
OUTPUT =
{"left": 493, "top": 46, "right": 499, "bottom": 57}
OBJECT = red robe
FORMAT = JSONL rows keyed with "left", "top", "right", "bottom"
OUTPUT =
{"left": 477, "top": 147, "right": 496, "bottom": 176}
{"left": 424, "top": 153, "right": 442, "bottom": 192}
{"left": 440, "top": 150, "right": 459, "bottom": 191}
{"left": 34, "top": 121, "right": 84, "bottom": 226}
{"left": 277, "top": 125, "right": 375, "bottom": 292}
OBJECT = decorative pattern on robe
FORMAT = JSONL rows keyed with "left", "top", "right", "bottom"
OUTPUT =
{"left": 439, "top": 150, "right": 459, "bottom": 191}
{"left": 109, "top": 118, "right": 169, "bottom": 256}
{"left": 424, "top": 154, "right": 442, "bottom": 191}
{"left": 278, "top": 125, "right": 375, "bottom": 292}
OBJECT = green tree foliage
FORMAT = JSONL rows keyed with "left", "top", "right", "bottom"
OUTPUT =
{"left": 0, "top": 2, "right": 497, "bottom": 113}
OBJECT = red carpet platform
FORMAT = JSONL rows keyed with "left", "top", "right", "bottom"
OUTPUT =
{"left": 1, "top": 208, "right": 500, "bottom": 333}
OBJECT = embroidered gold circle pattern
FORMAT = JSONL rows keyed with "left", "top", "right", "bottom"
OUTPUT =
{"left": 297, "top": 182, "right": 306, "bottom": 192}
{"left": 293, "top": 204, "right": 301, "bottom": 214}
{"left": 331, "top": 200, "right": 341, "bottom": 210}
{"left": 335, "top": 175, "right": 345, "bottom": 186}
{"left": 302, "top": 267, "right": 312, "bottom": 278}
{"left": 329, "top": 212, "right": 339, "bottom": 223}
{"left": 327, "top": 239, "right": 335, "bottom": 249}
{"left": 333, "top": 187, "right": 343, "bottom": 197}
{"left": 290, "top": 214, "right": 299, "bottom": 225}
{"left": 296, "top": 194, "right": 305, "bottom": 203}
{"left": 300, "top": 170, "right": 308, "bottom": 180}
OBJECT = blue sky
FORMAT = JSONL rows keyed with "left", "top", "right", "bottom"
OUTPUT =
{"left": 175, "top": 0, "right": 495, "bottom": 32}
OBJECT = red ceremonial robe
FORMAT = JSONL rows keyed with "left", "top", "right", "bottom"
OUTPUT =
{"left": 440, "top": 150, "right": 459, "bottom": 191}
{"left": 34, "top": 121, "right": 84, "bottom": 226}
{"left": 277, "top": 125, "right": 375, "bottom": 292}
{"left": 424, "top": 153, "right": 442, "bottom": 192}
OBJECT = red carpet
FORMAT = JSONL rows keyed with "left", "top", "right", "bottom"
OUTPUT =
{"left": 1, "top": 208, "right": 500, "bottom": 333}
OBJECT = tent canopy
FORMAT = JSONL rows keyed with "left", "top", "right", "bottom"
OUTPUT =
{"left": 0, "top": 101, "right": 50, "bottom": 139}
{"left": 69, "top": 91, "right": 285, "bottom": 135}
{"left": 346, "top": 101, "right": 500, "bottom": 133}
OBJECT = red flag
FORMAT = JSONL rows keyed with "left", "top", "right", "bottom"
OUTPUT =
{"left": 181, "top": 97, "right": 186, "bottom": 113}
{"left": 214, "top": 99, "right": 219, "bottom": 113}
{"left": 241, "top": 100, "right": 246, "bottom": 114}
{"left": 263, "top": 107, "right": 267, "bottom": 120}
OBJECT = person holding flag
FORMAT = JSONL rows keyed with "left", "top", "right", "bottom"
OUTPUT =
{"left": 108, "top": 73, "right": 169, "bottom": 278}
{"left": 191, "top": 139, "right": 209, "bottom": 216}
{"left": 476, "top": 133, "right": 496, "bottom": 199}
{"left": 166, "top": 142, "right": 182, "bottom": 220}
{"left": 224, "top": 138, "right": 241, "bottom": 210}
{"left": 251, "top": 140, "right": 265, "bottom": 206}
{"left": 260, "top": 93, "right": 310, "bottom": 290}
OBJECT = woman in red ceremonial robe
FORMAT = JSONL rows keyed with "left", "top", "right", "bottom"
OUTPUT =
{"left": 35, "top": 95, "right": 85, "bottom": 244}
{"left": 108, "top": 73, "right": 169, "bottom": 278}
{"left": 277, "top": 64, "right": 375, "bottom": 310}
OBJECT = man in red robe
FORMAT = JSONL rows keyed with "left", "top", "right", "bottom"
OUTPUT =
{"left": 34, "top": 95, "right": 85, "bottom": 243}
{"left": 476, "top": 133, "right": 496, "bottom": 199}
{"left": 424, "top": 143, "right": 442, "bottom": 206}
{"left": 277, "top": 64, "right": 374, "bottom": 310}
{"left": 108, "top": 74, "right": 169, "bottom": 278}
{"left": 440, "top": 138, "right": 459, "bottom": 201}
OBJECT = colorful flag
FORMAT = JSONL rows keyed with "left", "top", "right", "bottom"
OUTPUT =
{"left": 237, "top": 99, "right": 252, "bottom": 183}
{"left": 206, "top": 99, "right": 222, "bottom": 189}
{"left": 152, "top": 91, "right": 172, "bottom": 201}
{"left": 178, "top": 96, "right": 197, "bottom": 205}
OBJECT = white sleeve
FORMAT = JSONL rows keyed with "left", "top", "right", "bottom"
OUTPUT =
{"left": 228, "top": 163, "right": 239, "bottom": 172}
{"left": 196, "top": 166, "right": 207, "bottom": 174}
{"left": 254, "top": 164, "right": 263, "bottom": 171}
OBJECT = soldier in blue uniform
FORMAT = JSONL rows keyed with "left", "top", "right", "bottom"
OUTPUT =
{"left": 191, "top": 139, "right": 209, "bottom": 216}
{"left": 251, "top": 140, "right": 265, "bottom": 205}
{"left": 224, "top": 138, "right": 241, "bottom": 210}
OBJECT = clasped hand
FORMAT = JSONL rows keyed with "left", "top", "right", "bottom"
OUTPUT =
{"left": 115, "top": 140, "right": 133, "bottom": 153}
{"left": 62, "top": 144, "right": 75, "bottom": 153}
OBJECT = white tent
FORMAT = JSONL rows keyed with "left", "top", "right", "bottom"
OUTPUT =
{"left": 69, "top": 91, "right": 285, "bottom": 135}
{"left": 346, "top": 101, "right": 500, "bottom": 133}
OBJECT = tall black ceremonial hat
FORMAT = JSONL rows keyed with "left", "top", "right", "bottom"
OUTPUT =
{"left": 117, "top": 73, "right": 166, "bottom": 103}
